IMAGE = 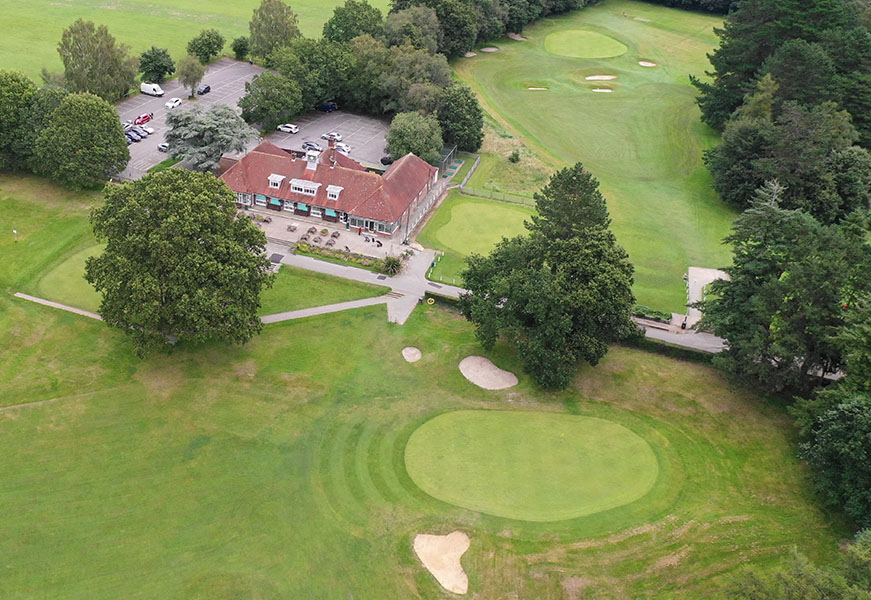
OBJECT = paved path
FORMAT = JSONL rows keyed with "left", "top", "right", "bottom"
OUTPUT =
{"left": 13, "top": 293, "right": 102, "bottom": 321}
{"left": 261, "top": 296, "right": 390, "bottom": 324}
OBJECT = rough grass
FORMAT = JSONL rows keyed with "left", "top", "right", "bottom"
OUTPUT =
{"left": 0, "top": 0, "right": 390, "bottom": 80}
{"left": 455, "top": 0, "right": 737, "bottom": 311}
{"left": 405, "top": 410, "right": 659, "bottom": 521}
{"left": 416, "top": 190, "right": 534, "bottom": 284}
{"left": 0, "top": 175, "right": 849, "bottom": 598}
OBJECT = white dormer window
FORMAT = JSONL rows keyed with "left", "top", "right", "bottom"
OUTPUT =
{"left": 268, "top": 173, "right": 285, "bottom": 189}
{"left": 289, "top": 178, "right": 322, "bottom": 196}
{"left": 326, "top": 185, "right": 343, "bottom": 201}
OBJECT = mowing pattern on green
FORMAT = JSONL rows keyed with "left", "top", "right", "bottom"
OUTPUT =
{"left": 455, "top": 0, "right": 736, "bottom": 310}
{"left": 405, "top": 410, "right": 659, "bottom": 521}
{"left": 544, "top": 30, "right": 628, "bottom": 58}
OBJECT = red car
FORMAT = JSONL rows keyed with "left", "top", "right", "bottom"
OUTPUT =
{"left": 133, "top": 113, "right": 153, "bottom": 125}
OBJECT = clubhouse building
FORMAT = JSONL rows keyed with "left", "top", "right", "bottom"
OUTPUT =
{"left": 220, "top": 141, "right": 439, "bottom": 238}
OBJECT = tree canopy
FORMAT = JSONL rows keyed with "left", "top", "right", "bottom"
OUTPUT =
{"left": 32, "top": 92, "right": 129, "bottom": 189}
{"left": 139, "top": 46, "right": 175, "bottom": 83}
{"left": 0, "top": 70, "right": 37, "bottom": 170}
{"left": 249, "top": 0, "right": 301, "bottom": 59}
{"left": 384, "top": 6, "right": 442, "bottom": 53}
{"left": 165, "top": 104, "right": 256, "bottom": 172}
{"left": 323, "top": 0, "right": 384, "bottom": 43}
{"left": 386, "top": 111, "right": 443, "bottom": 164}
{"left": 231, "top": 36, "right": 250, "bottom": 61}
{"left": 57, "top": 19, "right": 137, "bottom": 101}
{"left": 177, "top": 54, "right": 206, "bottom": 98}
{"left": 436, "top": 82, "right": 483, "bottom": 152}
{"left": 85, "top": 169, "right": 274, "bottom": 356}
{"left": 187, "top": 29, "right": 225, "bottom": 64}
{"left": 239, "top": 71, "right": 304, "bottom": 129}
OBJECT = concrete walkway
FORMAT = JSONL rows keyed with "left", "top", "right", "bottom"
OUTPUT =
{"left": 261, "top": 295, "right": 390, "bottom": 324}
{"left": 13, "top": 293, "right": 102, "bottom": 321}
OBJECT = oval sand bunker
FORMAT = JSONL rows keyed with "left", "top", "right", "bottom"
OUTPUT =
{"left": 592, "top": 88, "right": 614, "bottom": 93}
{"left": 463, "top": 51, "right": 476, "bottom": 58}
{"left": 480, "top": 46, "right": 499, "bottom": 52}
{"left": 528, "top": 87, "right": 548, "bottom": 90}
{"left": 639, "top": 60, "right": 657, "bottom": 67}
{"left": 405, "top": 410, "right": 660, "bottom": 521}
{"left": 402, "top": 347, "right": 422, "bottom": 362}
{"left": 459, "top": 356, "right": 517, "bottom": 389}
{"left": 585, "top": 75, "right": 617, "bottom": 80}
{"left": 413, "top": 531, "right": 471, "bottom": 594}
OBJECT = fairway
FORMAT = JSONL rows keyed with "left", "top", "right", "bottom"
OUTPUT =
{"left": 0, "top": 0, "right": 390, "bottom": 80}
{"left": 35, "top": 244, "right": 104, "bottom": 313}
{"left": 545, "top": 30, "right": 628, "bottom": 58}
{"left": 405, "top": 410, "right": 659, "bottom": 521}
{"left": 455, "top": 0, "right": 737, "bottom": 310}
{"left": 417, "top": 191, "right": 533, "bottom": 284}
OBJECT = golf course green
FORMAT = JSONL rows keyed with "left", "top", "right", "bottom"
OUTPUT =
{"left": 405, "top": 410, "right": 659, "bottom": 521}
{"left": 455, "top": 0, "right": 737, "bottom": 310}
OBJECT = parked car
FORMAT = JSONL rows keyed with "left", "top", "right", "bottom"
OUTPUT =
{"left": 316, "top": 101, "right": 338, "bottom": 112}
{"left": 302, "top": 141, "right": 323, "bottom": 152}
{"left": 320, "top": 131, "right": 342, "bottom": 142}
{"left": 335, "top": 142, "right": 351, "bottom": 154}
{"left": 197, "top": 84, "right": 211, "bottom": 95}
{"left": 276, "top": 123, "right": 299, "bottom": 134}
{"left": 126, "top": 131, "right": 141, "bottom": 142}
{"left": 140, "top": 82, "right": 164, "bottom": 97}
{"left": 165, "top": 97, "right": 182, "bottom": 109}
{"left": 134, "top": 113, "right": 152, "bottom": 125}
{"left": 380, "top": 156, "right": 394, "bottom": 165}
{"left": 125, "top": 136, "right": 132, "bottom": 145}
{"left": 130, "top": 126, "right": 149, "bottom": 138}
{"left": 140, "top": 125, "right": 155, "bottom": 134}
{"left": 122, "top": 120, "right": 134, "bottom": 130}
{"left": 157, "top": 142, "right": 169, "bottom": 153}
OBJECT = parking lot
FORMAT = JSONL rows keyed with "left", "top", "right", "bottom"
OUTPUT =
{"left": 116, "top": 58, "right": 265, "bottom": 180}
{"left": 266, "top": 110, "right": 390, "bottom": 167}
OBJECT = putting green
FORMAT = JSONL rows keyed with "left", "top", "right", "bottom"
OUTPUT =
{"left": 405, "top": 410, "right": 659, "bottom": 522}
{"left": 36, "top": 244, "right": 103, "bottom": 312}
{"left": 544, "top": 30, "right": 628, "bottom": 58}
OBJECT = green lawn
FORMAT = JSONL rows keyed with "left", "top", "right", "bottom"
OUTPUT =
{"left": 259, "top": 265, "right": 386, "bottom": 315}
{"left": 455, "top": 0, "right": 737, "bottom": 311}
{"left": 0, "top": 177, "right": 850, "bottom": 597}
{"left": 417, "top": 190, "right": 534, "bottom": 284}
{"left": 448, "top": 152, "right": 479, "bottom": 184}
{"left": 0, "top": 0, "right": 390, "bottom": 80}
{"left": 406, "top": 410, "right": 658, "bottom": 521}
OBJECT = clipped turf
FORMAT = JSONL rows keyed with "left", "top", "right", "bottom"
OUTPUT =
{"left": 544, "top": 29, "right": 628, "bottom": 58}
{"left": 0, "top": 0, "right": 390, "bottom": 80}
{"left": 405, "top": 410, "right": 659, "bottom": 521}
{"left": 455, "top": 0, "right": 737, "bottom": 310}
{"left": 0, "top": 180, "right": 850, "bottom": 597}
{"left": 417, "top": 190, "right": 534, "bottom": 284}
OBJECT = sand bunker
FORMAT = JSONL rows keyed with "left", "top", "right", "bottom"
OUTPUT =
{"left": 585, "top": 75, "right": 617, "bottom": 80}
{"left": 413, "top": 531, "right": 471, "bottom": 595}
{"left": 592, "top": 88, "right": 614, "bottom": 93}
{"left": 464, "top": 51, "right": 476, "bottom": 58}
{"left": 402, "top": 347, "right": 422, "bottom": 362}
{"left": 480, "top": 47, "right": 499, "bottom": 52}
{"left": 528, "top": 87, "right": 548, "bottom": 90}
{"left": 459, "top": 356, "right": 518, "bottom": 390}
{"left": 507, "top": 32, "right": 527, "bottom": 41}
{"left": 639, "top": 61, "right": 657, "bottom": 67}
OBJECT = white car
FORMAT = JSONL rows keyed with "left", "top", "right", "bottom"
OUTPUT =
{"left": 277, "top": 123, "right": 299, "bottom": 134}
{"left": 141, "top": 125, "right": 155, "bottom": 134}
{"left": 335, "top": 142, "right": 351, "bottom": 154}
{"left": 165, "top": 97, "right": 182, "bottom": 109}
{"left": 320, "top": 131, "right": 342, "bottom": 142}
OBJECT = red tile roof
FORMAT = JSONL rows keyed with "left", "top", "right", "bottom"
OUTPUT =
{"left": 220, "top": 141, "right": 437, "bottom": 223}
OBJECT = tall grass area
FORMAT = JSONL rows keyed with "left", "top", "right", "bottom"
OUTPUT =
{"left": 455, "top": 0, "right": 737, "bottom": 310}
{"left": 0, "top": 0, "right": 390, "bottom": 80}
{"left": 0, "top": 174, "right": 850, "bottom": 597}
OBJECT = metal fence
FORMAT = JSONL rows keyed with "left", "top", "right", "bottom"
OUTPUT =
{"left": 459, "top": 185, "right": 536, "bottom": 206}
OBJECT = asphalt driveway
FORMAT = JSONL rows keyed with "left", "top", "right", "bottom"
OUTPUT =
{"left": 116, "top": 58, "right": 265, "bottom": 180}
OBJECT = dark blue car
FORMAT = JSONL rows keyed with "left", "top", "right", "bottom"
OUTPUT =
{"left": 316, "top": 102, "right": 338, "bottom": 112}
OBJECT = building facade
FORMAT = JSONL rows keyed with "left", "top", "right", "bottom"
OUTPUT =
{"left": 220, "top": 141, "right": 438, "bottom": 238}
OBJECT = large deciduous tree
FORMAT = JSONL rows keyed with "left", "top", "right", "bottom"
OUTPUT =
{"left": 85, "top": 169, "right": 274, "bottom": 356}
{"left": 249, "top": 0, "right": 301, "bottom": 60}
{"left": 15, "top": 86, "right": 69, "bottom": 171}
{"left": 165, "top": 104, "right": 256, "bottom": 172}
{"left": 57, "top": 19, "right": 137, "bottom": 101}
{"left": 459, "top": 166, "right": 636, "bottom": 389}
{"left": 0, "top": 70, "right": 37, "bottom": 170}
{"left": 384, "top": 6, "right": 442, "bottom": 53}
{"left": 437, "top": 82, "right": 483, "bottom": 152}
{"left": 239, "top": 71, "right": 304, "bottom": 129}
{"left": 386, "top": 111, "right": 443, "bottom": 164}
{"left": 323, "top": 0, "right": 384, "bottom": 43}
{"left": 32, "top": 92, "right": 129, "bottom": 189}
{"left": 700, "top": 194, "right": 871, "bottom": 396}
{"left": 269, "top": 39, "right": 353, "bottom": 108}
{"left": 177, "top": 54, "right": 206, "bottom": 98}
{"left": 231, "top": 36, "right": 250, "bottom": 61}
{"left": 139, "top": 46, "right": 175, "bottom": 83}
{"left": 187, "top": 29, "right": 226, "bottom": 64}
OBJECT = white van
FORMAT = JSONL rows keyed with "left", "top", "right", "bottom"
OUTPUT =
{"left": 140, "top": 82, "right": 164, "bottom": 97}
